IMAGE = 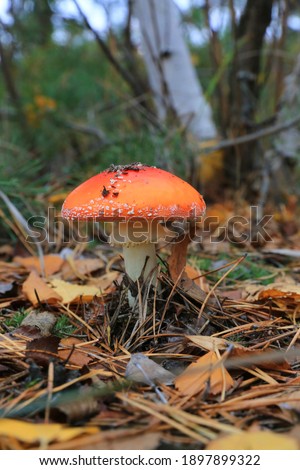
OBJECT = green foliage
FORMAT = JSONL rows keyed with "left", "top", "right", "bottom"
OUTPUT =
{"left": 191, "top": 254, "right": 277, "bottom": 286}
{"left": 53, "top": 314, "right": 76, "bottom": 337}
{"left": 1, "top": 0, "right": 300, "bottom": 242}
{"left": 222, "top": 257, "right": 276, "bottom": 285}
{"left": 3, "top": 309, "right": 28, "bottom": 329}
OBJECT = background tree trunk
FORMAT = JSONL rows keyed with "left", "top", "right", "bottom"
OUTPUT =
{"left": 133, "top": 0, "right": 217, "bottom": 141}
{"left": 226, "top": 0, "right": 274, "bottom": 196}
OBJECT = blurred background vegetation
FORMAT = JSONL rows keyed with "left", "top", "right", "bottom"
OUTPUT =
{"left": 0, "top": 0, "right": 300, "bottom": 244}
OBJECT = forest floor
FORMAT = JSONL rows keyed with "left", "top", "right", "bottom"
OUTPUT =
{"left": 0, "top": 199, "right": 300, "bottom": 450}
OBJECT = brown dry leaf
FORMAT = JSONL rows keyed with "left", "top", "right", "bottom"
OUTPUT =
{"left": 0, "top": 419, "right": 98, "bottom": 446}
{"left": 61, "top": 258, "right": 104, "bottom": 280}
{"left": 50, "top": 279, "right": 103, "bottom": 304}
{"left": 258, "top": 282, "right": 300, "bottom": 301}
{"left": 22, "top": 271, "right": 62, "bottom": 306}
{"left": 186, "top": 336, "right": 290, "bottom": 371}
{"left": 52, "top": 392, "right": 100, "bottom": 423}
{"left": 245, "top": 280, "right": 300, "bottom": 319}
{"left": 244, "top": 278, "right": 299, "bottom": 301}
{"left": 175, "top": 351, "right": 234, "bottom": 397}
{"left": 227, "top": 345, "right": 291, "bottom": 371}
{"left": 87, "top": 271, "right": 121, "bottom": 292}
{"left": 206, "top": 430, "right": 298, "bottom": 450}
{"left": 185, "top": 264, "right": 209, "bottom": 291}
{"left": 14, "top": 255, "right": 64, "bottom": 277}
{"left": 58, "top": 337, "right": 93, "bottom": 366}
{"left": 26, "top": 336, "right": 60, "bottom": 367}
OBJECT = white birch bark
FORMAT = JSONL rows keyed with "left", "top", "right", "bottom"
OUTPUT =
{"left": 133, "top": 0, "right": 217, "bottom": 140}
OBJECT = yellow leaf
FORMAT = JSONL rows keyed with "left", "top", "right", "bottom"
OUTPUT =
{"left": 206, "top": 431, "right": 298, "bottom": 450}
{"left": 22, "top": 271, "right": 62, "bottom": 306}
{"left": 50, "top": 279, "right": 103, "bottom": 304}
{"left": 175, "top": 351, "right": 234, "bottom": 397}
{"left": 0, "top": 419, "right": 98, "bottom": 446}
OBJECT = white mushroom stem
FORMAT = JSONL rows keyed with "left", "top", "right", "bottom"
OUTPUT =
{"left": 122, "top": 242, "right": 157, "bottom": 285}
{"left": 110, "top": 219, "right": 165, "bottom": 306}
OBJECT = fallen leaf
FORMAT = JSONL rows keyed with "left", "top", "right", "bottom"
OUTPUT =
{"left": 26, "top": 336, "right": 60, "bottom": 367}
{"left": 58, "top": 337, "right": 93, "bottom": 366}
{"left": 245, "top": 278, "right": 300, "bottom": 301}
{"left": 185, "top": 264, "right": 209, "bottom": 291}
{"left": 125, "top": 353, "right": 175, "bottom": 385}
{"left": 175, "top": 351, "right": 234, "bottom": 397}
{"left": 247, "top": 280, "right": 300, "bottom": 319}
{"left": 12, "top": 325, "right": 46, "bottom": 340}
{"left": 258, "top": 282, "right": 300, "bottom": 301}
{"left": 51, "top": 388, "right": 100, "bottom": 423}
{"left": 206, "top": 430, "right": 298, "bottom": 450}
{"left": 226, "top": 345, "right": 291, "bottom": 371}
{"left": 14, "top": 255, "right": 64, "bottom": 277}
{"left": 186, "top": 335, "right": 229, "bottom": 351}
{"left": 21, "top": 310, "right": 56, "bottom": 336}
{"left": 186, "top": 336, "right": 290, "bottom": 371}
{"left": 87, "top": 271, "right": 121, "bottom": 292}
{"left": 0, "top": 419, "right": 98, "bottom": 446}
{"left": 50, "top": 279, "right": 103, "bottom": 304}
{"left": 61, "top": 258, "right": 104, "bottom": 280}
{"left": 22, "top": 271, "right": 62, "bottom": 306}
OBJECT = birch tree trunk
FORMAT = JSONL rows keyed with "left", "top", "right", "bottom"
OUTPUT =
{"left": 133, "top": 0, "right": 217, "bottom": 141}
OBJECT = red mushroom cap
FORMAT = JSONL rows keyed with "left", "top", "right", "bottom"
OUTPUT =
{"left": 62, "top": 163, "right": 205, "bottom": 221}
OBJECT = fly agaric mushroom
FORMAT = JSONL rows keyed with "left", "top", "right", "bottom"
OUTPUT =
{"left": 61, "top": 163, "right": 205, "bottom": 305}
